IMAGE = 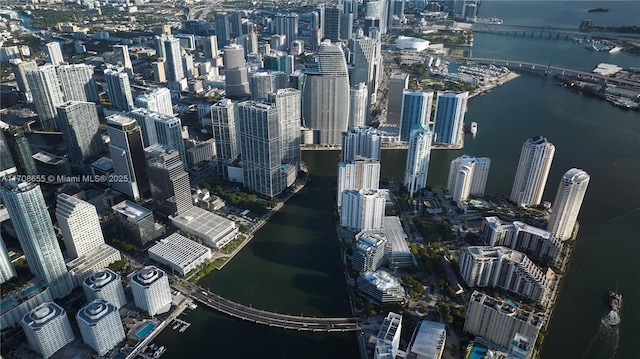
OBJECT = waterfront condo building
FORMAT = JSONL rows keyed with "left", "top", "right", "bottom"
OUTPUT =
{"left": 349, "top": 83, "right": 368, "bottom": 128}
{"left": 459, "top": 246, "right": 555, "bottom": 305}
{"left": 56, "top": 101, "right": 103, "bottom": 166}
{"left": 357, "top": 270, "right": 406, "bottom": 303}
{"left": 352, "top": 232, "right": 387, "bottom": 273}
{"left": 399, "top": 90, "right": 433, "bottom": 142}
{"left": 510, "top": 136, "right": 555, "bottom": 207}
{"left": 21, "top": 302, "right": 75, "bottom": 359}
{"left": 404, "top": 125, "right": 432, "bottom": 198}
{"left": 302, "top": 41, "right": 350, "bottom": 145}
{"left": 77, "top": 299, "right": 125, "bottom": 356}
{"left": 432, "top": 91, "right": 468, "bottom": 147}
{"left": 130, "top": 266, "right": 172, "bottom": 316}
{"left": 341, "top": 127, "right": 382, "bottom": 162}
{"left": 268, "top": 88, "right": 302, "bottom": 172}
{"left": 547, "top": 168, "right": 590, "bottom": 241}
{"left": 1, "top": 182, "right": 74, "bottom": 298}
{"left": 481, "top": 216, "right": 563, "bottom": 267}
{"left": 464, "top": 291, "right": 544, "bottom": 349}
{"left": 447, "top": 155, "right": 491, "bottom": 205}
{"left": 82, "top": 269, "right": 127, "bottom": 309}
{"left": 340, "top": 189, "right": 386, "bottom": 232}
{"left": 25, "top": 64, "right": 65, "bottom": 129}
{"left": 337, "top": 157, "right": 380, "bottom": 208}
{"left": 374, "top": 312, "right": 402, "bottom": 359}
{"left": 106, "top": 114, "right": 151, "bottom": 200}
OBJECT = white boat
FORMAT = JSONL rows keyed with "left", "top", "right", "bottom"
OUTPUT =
{"left": 187, "top": 302, "right": 198, "bottom": 310}
{"left": 609, "top": 46, "right": 622, "bottom": 53}
{"left": 470, "top": 122, "right": 478, "bottom": 135}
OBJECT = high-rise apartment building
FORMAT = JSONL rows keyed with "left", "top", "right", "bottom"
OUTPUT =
{"left": 10, "top": 59, "right": 37, "bottom": 102}
{"left": 547, "top": 168, "right": 590, "bottom": 241}
{"left": 350, "top": 30, "right": 383, "bottom": 106}
{"left": 164, "top": 37, "right": 185, "bottom": 82}
{"left": 112, "top": 44, "right": 133, "bottom": 75}
{"left": 374, "top": 312, "right": 402, "bottom": 359}
{"left": 106, "top": 114, "right": 151, "bottom": 200}
{"left": 340, "top": 189, "right": 386, "bottom": 231}
{"left": 386, "top": 72, "right": 409, "bottom": 126}
{"left": 0, "top": 129, "right": 16, "bottom": 176}
{"left": 2, "top": 126, "right": 37, "bottom": 175}
{"left": 433, "top": 91, "right": 468, "bottom": 146}
{"left": 447, "top": 155, "right": 491, "bottom": 204}
{"left": 209, "top": 99, "right": 240, "bottom": 175}
{"left": 349, "top": 83, "right": 368, "bottom": 128}
{"left": 337, "top": 158, "right": 380, "bottom": 207}
{"left": 352, "top": 232, "right": 387, "bottom": 273}
{"left": 341, "top": 127, "right": 382, "bottom": 162}
{"left": 135, "top": 87, "right": 173, "bottom": 116}
{"left": 249, "top": 71, "right": 288, "bottom": 101}
{"left": 302, "top": 41, "right": 350, "bottom": 145}
{"left": 56, "top": 64, "right": 99, "bottom": 103}
{"left": 464, "top": 291, "right": 544, "bottom": 349}
{"left": 0, "top": 233, "right": 17, "bottom": 284}
{"left": 45, "top": 42, "right": 64, "bottom": 66}
{"left": 459, "top": 246, "right": 555, "bottom": 305}
{"left": 324, "top": 6, "right": 342, "bottom": 42}
{"left": 1, "top": 182, "right": 73, "bottom": 298}
{"left": 223, "top": 44, "right": 250, "bottom": 100}
{"left": 400, "top": 90, "right": 433, "bottom": 142}
{"left": 56, "top": 101, "right": 102, "bottom": 165}
{"left": 214, "top": 13, "right": 231, "bottom": 47}
{"left": 145, "top": 144, "right": 192, "bottom": 216}
{"left": 130, "top": 266, "right": 172, "bottom": 316}
{"left": 202, "top": 35, "right": 219, "bottom": 60}
{"left": 128, "top": 108, "right": 186, "bottom": 166}
{"left": 77, "top": 299, "right": 125, "bottom": 356}
{"left": 404, "top": 125, "right": 432, "bottom": 198}
{"left": 21, "top": 302, "right": 74, "bottom": 359}
{"left": 25, "top": 65, "right": 65, "bottom": 129}
{"left": 83, "top": 269, "right": 127, "bottom": 309}
{"left": 268, "top": 88, "right": 302, "bottom": 172}
{"left": 510, "top": 136, "right": 555, "bottom": 207}
{"left": 55, "top": 193, "right": 106, "bottom": 259}
{"left": 274, "top": 13, "right": 299, "bottom": 49}
{"left": 104, "top": 68, "right": 134, "bottom": 111}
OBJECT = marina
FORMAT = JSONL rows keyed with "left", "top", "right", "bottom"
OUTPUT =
{"left": 170, "top": 318, "right": 191, "bottom": 333}
{"left": 136, "top": 344, "right": 166, "bottom": 359}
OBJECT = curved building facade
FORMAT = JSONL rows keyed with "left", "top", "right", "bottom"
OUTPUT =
{"left": 130, "top": 266, "right": 171, "bottom": 316}
{"left": 77, "top": 299, "right": 125, "bottom": 356}
{"left": 21, "top": 302, "right": 75, "bottom": 359}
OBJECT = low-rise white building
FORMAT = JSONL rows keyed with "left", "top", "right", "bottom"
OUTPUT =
{"left": 374, "top": 312, "right": 402, "bottom": 359}
{"left": 130, "top": 266, "right": 172, "bottom": 316}
{"left": 148, "top": 233, "right": 212, "bottom": 276}
{"left": 170, "top": 206, "right": 239, "bottom": 250}
{"left": 407, "top": 320, "right": 447, "bottom": 359}
{"left": 352, "top": 232, "right": 387, "bottom": 273}
{"left": 357, "top": 270, "right": 406, "bottom": 303}
{"left": 77, "top": 299, "right": 125, "bottom": 356}
{"left": 21, "top": 302, "right": 75, "bottom": 359}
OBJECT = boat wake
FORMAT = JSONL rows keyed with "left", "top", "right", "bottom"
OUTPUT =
{"left": 582, "top": 311, "right": 620, "bottom": 359}
{"left": 604, "top": 207, "right": 640, "bottom": 224}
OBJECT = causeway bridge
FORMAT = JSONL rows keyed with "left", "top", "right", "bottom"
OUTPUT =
{"left": 451, "top": 56, "right": 640, "bottom": 87}
{"left": 177, "top": 282, "right": 362, "bottom": 332}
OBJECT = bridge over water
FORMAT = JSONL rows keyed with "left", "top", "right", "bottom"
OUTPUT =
{"left": 178, "top": 282, "right": 363, "bottom": 332}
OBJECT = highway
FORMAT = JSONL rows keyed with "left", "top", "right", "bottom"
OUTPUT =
{"left": 174, "top": 281, "right": 363, "bottom": 332}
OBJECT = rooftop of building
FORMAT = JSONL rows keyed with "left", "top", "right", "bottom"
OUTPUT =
{"left": 1, "top": 280, "right": 48, "bottom": 315}
{"left": 148, "top": 233, "right": 211, "bottom": 268}
{"left": 76, "top": 299, "right": 117, "bottom": 324}
{"left": 21, "top": 302, "right": 66, "bottom": 329}
{"left": 170, "top": 206, "right": 236, "bottom": 239}
{"left": 382, "top": 216, "right": 411, "bottom": 255}
{"left": 112, "top": 200, "right": 152, "bottom": 220}
{"left": 32, "top": 151, "right": 67, "bottom": 165}
{"left": 131, "top": 266, "right": 166, "bottom": 287}
{"left": 408, "top": 320, "right": 447, "bottom": 359}
{"left": 470, "top": 291, "right": 544, "bottom": 327}
{"left": 82, "top": 268, "right": 120, "bottom": 290}
{"left": 361, "top": 271, "right": 404, "bottom": 292}
{"left": 91, "top": 156, "right": 114, "bottom": 171}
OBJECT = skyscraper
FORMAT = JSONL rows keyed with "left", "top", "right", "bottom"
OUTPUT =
{"left": 210, "top": 99, "right": 240, "bottom": 175}
{"left": 45, "top": 42, "right": 64, "bottom": 66}
{"left": 55, "top": 193, "right": 105, "bottom": 259}
{"left": 268, "top": 88, "right": 302, "bottom": 172}
{"left": 0, "top": 233, "right": 17, "bottom": 284}
{"left": 237, "top": 101, "right": 292, "bottom": 198}
{"left": 341, "top": 12, "right": 353, "bottom": 40}
{"left": 130, "top": 266, "right": 172, "bottom": 316}
{"left": 386, "top": 72, "right": 409, "bottom": 126}
{"left": 25, "top": 65, "right": 65, "bottom": 129}
{"left": 21, "top": 302, "right": 75, "bottom": 359}
{"left": 337, "top": 158, "right": 380, "bottom": 207}
{"left": 223, "top": 44, "right": 250, "bottom": 100}
{"left": 249, "top": 71, "right": 288, "bottom": 101}
{"left": 1, "top": 182, "right": 73, "bottom": 298}
{"left": 83, "top": 269, "right": 127, "bottom": 309}
{"left": 324, "top": 6, "right": 342, "bottom": 42}
{"left": 399, "top": 90, "right": 433, "bottom": 142}
{"left": 0, "top": 129, "right": 16, "bottom": 176}
{"left": 274, "top": 13, "right": 299, "bottom": 50}
{"left": 349, "top": 83, "right": 368, "bottom": 128}
{"left": 432, "top": 91, "right": 468, "bottom": 146}
{"left": 447, "top": 155, "right": 491, "bottom": 204}
{"left": 112, "top": 44, "right": 133, "bottom": 75}
{"left": 547, "top": 168, "right": 590, "bottom": 241}
{"left": 510, "top": 136, "right": 555, "bottom": 207}
{"left": 351, "top": 31, "right": 382, "bottom": 109}
{"left": 302, "top": 41, "right": 350, "bottom": 145}
{"left": 56, "top": 101, "right": 102, "bottom": 165}
{"left": 340, "top": 189, "right": 385, "bottom": 232}
{"left": 164, "top": 37, "right": 185, "bottom": 82}
{"left": 10, "top": 59, "right": 37, "bottom": 102}
{"left": 1, "top": 126, "right": 37, "bottom": 175}
{"left": 77, "top": 299, "right": 125, "bottom": 356}
{"left": 341, "top": 127, "right": 382, "bottom": 162}
{"left": 56, "top": 64, "right": 99, "bottom": 103}
{"left": 135, "top": 87, "right": 173, "bottom": 116}
{"left": 106, "top": 114, "right": 151, "bottom": 200}
{"left": 145, "top": 144, "right": 192, "bottom": 216}
{"left": 229, "top": 11, "right": 243, "bottom": 39}
{"left": 203, "top": 35, "right": 219, "bottom": 60}
{"left": 214, "top": 12, "right": 231, "bottom": 47}
{"left": 104, "top": 68, "right": 134, "bottom": 112}
{"left": 404, "top": 125, "right": 432, "bottom": 198}
{"left": 128, "top": 108, "right": 187, "bottom": 166}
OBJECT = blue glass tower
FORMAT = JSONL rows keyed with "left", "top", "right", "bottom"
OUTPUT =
{"left": 399, "top": 90, "right": 433, "bottom": 142}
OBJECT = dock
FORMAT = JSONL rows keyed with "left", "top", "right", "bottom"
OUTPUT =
{"left": 170, "top": 318, "right": 191, "bottom": 333}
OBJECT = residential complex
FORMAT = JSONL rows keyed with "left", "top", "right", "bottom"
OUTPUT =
{"left": 76, "top": 299, "right": 125, "bottom": 356}
{"left": 510, "top": 136, "right": 555, "bottom": 207}
{"left": 447, "top": 155, "right": 491, "bottom": 205}
{"left": 547, "top": 168, "right": 590, "bottom": 241}
{"left": 357, "top": 270, "right": 406, "bottom": 303}
{"left": 404, "top": 125, "right": 432, "bottom": 198}
{"left": 432, "top": 91, "right": 468, "bottom": 147}
{"left": 340, "top": 189, "right": 386, "bottom": 232}
{"left": 130, "top": 266, "right": 172, "bottom": 316}
{"left": 21, "top": 302, "right": 75, "bottom": 359}
{"left": 82, "top": 269, "right": 127, "bottom": 310}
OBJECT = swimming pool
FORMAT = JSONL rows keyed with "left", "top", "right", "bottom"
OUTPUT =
{"left": 469, "top": 343, "right": 487, "bottom": 359}
{"left": 135, "top": 322, "right": 156, "bottom": 339}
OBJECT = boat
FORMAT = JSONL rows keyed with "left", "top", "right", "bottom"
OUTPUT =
{"left": 609, "top": 291, "right": 622, "bottom": 312}
{"left": 588, "top": 8, "right": 609, "bottom": 12}
{"left": 470, "top": 122, "right": 478, "bottom": 135}
{"left": 609, "top": 46, "right": 622, "bottom": 53}
{"left": 187, "top": 302, "right": 198, "bottom": 310}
